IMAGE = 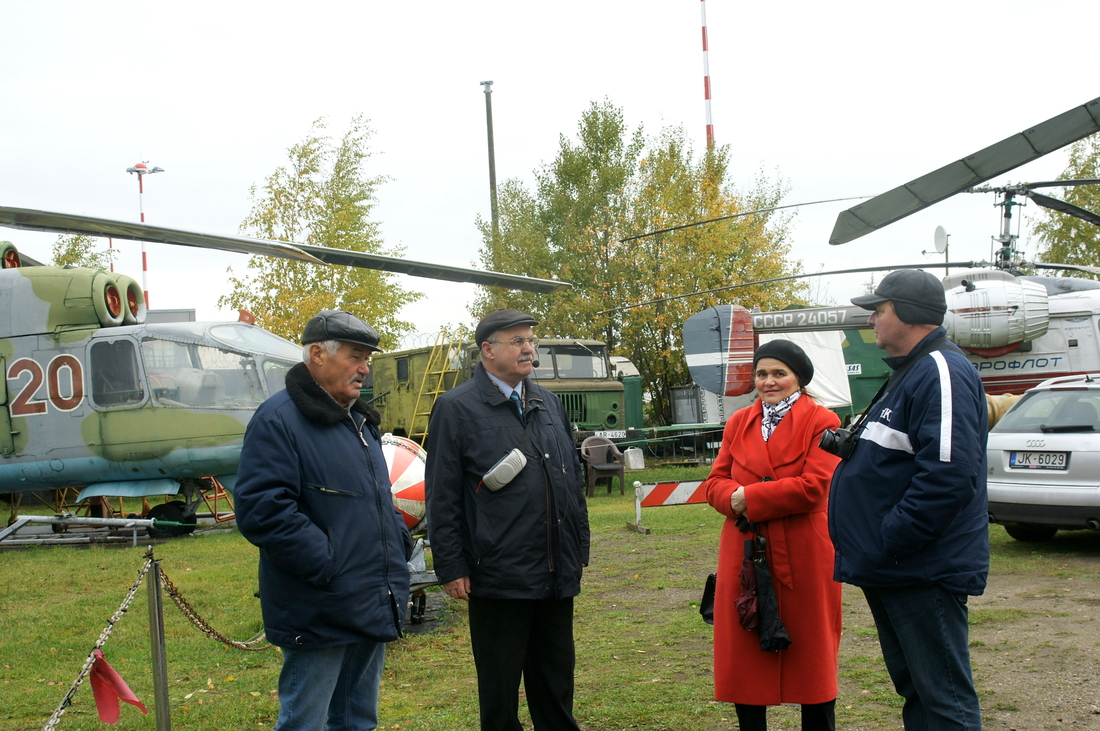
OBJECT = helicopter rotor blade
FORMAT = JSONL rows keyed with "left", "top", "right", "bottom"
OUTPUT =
{"left": 829, "top": 96, "right": 1100, "bottom": 245}
{"left": 620, "top": 195, "right": 873, "bottom": 242}
{"left": 0, "top": 206, "right": 571, "bottom": 294}
{"left": 1024, "top": 192, "right": 1100, "bottom": 227}
{"left": 1020, "top": 178, "right": 1100, "bottom": 190}
{"left": 597, "top": 261, "right": 982, "bottom": 314}
{"left": 1029, "top": 262, "right": 1100, "bottom": 277}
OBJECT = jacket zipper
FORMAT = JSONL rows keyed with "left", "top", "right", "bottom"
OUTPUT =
{"left": 349, "top": 413, "right": 403, "bottom": 638}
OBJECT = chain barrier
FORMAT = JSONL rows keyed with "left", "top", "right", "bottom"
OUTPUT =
{"left": 42, "top": 556, "right": 153, "bottom": 731}
{"left": 160, "top": 569, "right": 271, "bottom": 651}
{"left": 42, "top": 555, "right": 270, "bottom": 730}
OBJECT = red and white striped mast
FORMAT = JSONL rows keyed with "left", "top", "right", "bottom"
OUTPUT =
{"left": 700, "top": 0, "right": 714, "bottom": 148}
{"left": 125, "top": 161, "right": 164, "bottom": 307}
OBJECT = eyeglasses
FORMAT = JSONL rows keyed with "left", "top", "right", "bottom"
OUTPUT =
{"left": 489, "top": 337, "right": 540, "bottom": 348}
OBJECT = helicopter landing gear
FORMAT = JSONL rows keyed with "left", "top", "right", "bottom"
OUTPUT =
{"left": 146, "top": 501, "right": 198, "bottom": 538}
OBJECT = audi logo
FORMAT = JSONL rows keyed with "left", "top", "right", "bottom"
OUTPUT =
{"left": 1025, "top": 439, "right": 1046, "bottom": 448}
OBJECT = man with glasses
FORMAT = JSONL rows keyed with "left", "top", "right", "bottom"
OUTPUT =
{"left": 426, "top": 309, "right": 590, "bottom": 731}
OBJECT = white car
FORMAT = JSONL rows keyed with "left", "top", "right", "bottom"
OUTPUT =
{"left": 987, "top": 373, "right": 1100, "bottom": 542}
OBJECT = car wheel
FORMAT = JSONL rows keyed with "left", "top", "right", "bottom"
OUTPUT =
{"left": 1004, "top": 523, "right": 1057, "bottom": 542}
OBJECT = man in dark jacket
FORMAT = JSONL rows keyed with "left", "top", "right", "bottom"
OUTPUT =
{"left": 426, "top": 309, "right": 590, "bottom": 731}
{"left": 236, "top": 310, "right": 411, "bottom": 731}
{"left": 829, "top": 271, "right": 988, "bottom": 730}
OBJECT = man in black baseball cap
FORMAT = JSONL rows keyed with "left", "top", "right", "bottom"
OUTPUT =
{"left": 850, "top": 270, "right": 947, "bottom": 327}
{"left": 830, "top": 268, "right": 988, "bottom": 729}
{"left": 849, "top": 271, "right": 947, "bottom": 357}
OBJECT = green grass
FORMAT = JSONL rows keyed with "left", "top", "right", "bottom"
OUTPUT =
{"left": 2, "top": 468, "right": 1093, "bottom": 730}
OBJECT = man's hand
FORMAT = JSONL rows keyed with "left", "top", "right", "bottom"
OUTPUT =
{"left": 729, "top": 486, "right": 747, "bottom": 515}
{"left": 443, "top": 576, "right": 471, "bottom": 601}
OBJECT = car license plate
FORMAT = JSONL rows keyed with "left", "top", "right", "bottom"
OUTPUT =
{"left": 595, "top": 430, "right": 626, "bottom": 439}
{"left": 1009, "top": 451, "right": 1069, "bottom": 469}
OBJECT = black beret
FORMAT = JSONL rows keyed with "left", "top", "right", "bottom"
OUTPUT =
{"left": 301, "top": 310, "right": 382, "bottom": 352}
{"left": 753, "top": 339, "right": 814, "bottom": 387}
{"left": 475, "top": 308, "right": 539, "bottom": 346}
{"left": 850, "top": 269, "right": 947, "bottom": 326}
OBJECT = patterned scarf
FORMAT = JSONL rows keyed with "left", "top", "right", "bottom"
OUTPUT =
{"left": 760, "top": 391, "right": 801, "bottom": 442}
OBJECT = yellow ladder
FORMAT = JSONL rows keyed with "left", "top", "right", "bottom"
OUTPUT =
{"left": 409, "top": 326, "right": 469, "bottom": 443}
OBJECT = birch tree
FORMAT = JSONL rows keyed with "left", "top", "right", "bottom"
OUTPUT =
{"left": 219, "top": 117, "right": 421, "bottom": 346}
{"left": 474, "top": 101, "right": 805, "bottom": 424}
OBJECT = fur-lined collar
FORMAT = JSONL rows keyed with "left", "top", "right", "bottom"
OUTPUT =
{"left": 285, "top": 362, "right": 381, "bottom": 427}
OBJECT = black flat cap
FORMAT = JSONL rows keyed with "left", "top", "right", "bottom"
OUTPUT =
{"left": 850, "top": 270, "right": 947, "bottom": 326}
{"left": 301, "top": 310, "right": 382, "bottom": 352}
{"left": 475, "top": 308, "right": 539, "bottom": 346}
{"left": 754, "top": 339, "right": 814, "bottom": 387}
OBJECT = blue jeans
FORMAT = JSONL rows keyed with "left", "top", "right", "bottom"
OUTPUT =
{"left": 862, "top": 586, "right": 981, "bottom": 731}
{"left": 274, "top": 641, "right": 386, "bottom": 731}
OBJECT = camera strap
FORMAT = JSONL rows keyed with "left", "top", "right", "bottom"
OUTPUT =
{"left": 849, "top": 334, "right": 954, "bottom": 438}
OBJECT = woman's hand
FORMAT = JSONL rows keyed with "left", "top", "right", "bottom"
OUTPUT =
{"left": 729, "top": 486, "right": 747, "bottom": 515}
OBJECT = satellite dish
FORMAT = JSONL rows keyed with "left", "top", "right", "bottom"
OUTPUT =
{"left": 934, "top": 226, "right": 949, "bottom": 254}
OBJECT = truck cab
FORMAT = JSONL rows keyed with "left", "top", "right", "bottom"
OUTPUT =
{"left": 371, "top": 336, "right": 634, "bottom": 443}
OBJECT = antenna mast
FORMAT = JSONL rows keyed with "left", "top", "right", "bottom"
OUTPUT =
{"left": 700, "top": 0, "right": 714, "bottom": 148}
{"left": 125, "top": 161, "right": 164, "bottom": 307}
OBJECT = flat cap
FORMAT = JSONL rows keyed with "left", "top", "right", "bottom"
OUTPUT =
{"left": 301, "top": 310, "right": 382, "bottom": 352}
{"left": 754, "top": 339, "right": 814, "bottom": 387}
{"left": 475, "top": 308, "right": 539, "bottom": 346}
{"left": 850, "top": 270, "right": 947, "bottom": 326}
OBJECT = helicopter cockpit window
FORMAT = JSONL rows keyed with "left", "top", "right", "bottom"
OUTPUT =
{"left": 550, "top": 344, "right": 609, "bottom": 379}
{"left": 140, "top": 338, "right": 266, "bottom": 409}
{"left": 208, "top": 324, "right": 302, "bottom": 362}
{"left": 90, "top": 340, "right": 145, "bottom": 407}
{"left": 261, "top": 359, "right": 294, "bottom": 397}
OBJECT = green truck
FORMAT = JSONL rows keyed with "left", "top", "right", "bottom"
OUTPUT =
{"left": 370, "top": 336, "right": 642, "bottom": 444}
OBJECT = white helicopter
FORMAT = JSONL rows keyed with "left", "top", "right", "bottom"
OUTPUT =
{"left": 609, "top": 95, "right": 1100, "bottom": 405}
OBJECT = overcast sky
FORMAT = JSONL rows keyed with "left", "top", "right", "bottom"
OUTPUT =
{"left": 3, "top": 0, "right": 1096, "bottom": 345}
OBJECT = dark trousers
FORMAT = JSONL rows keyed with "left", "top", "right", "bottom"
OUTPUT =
{"left": 735, "top": 700, "right": 835, "bottom": 731}
{"left": 468, "top": 596, "right": 581, "bottom": 731}
{"left": 862, "top": 586, "right": 981, "bottom": 730}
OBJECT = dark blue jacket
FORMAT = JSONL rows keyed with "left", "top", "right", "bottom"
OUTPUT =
{"left": 235, "top": 363, "right": 411, "bottom": 648}
{"left": 829, "top": 327, "right": 989, "bottom": 595}
{"left": 425, "top": 363, "right": 590, "bottom": 599}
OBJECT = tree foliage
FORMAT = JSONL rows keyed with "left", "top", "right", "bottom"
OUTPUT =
{"left": 474, "top": 100, "right": 806, "bottom": 425}
{"left": 219, "top": 117, "right": 421, "bottom": 346}
{"left": 1035, "top": 134, "right": 1100, "bottom": 275}
{"left": 52, "top": 234, "right": 116, "bottom": 269}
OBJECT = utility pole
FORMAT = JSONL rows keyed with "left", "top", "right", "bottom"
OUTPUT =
{"left": 481, "top": 80, "right": 500, "bottom": 241}
{"left": 125, "top": 162, "right": 164, "bottom": 307}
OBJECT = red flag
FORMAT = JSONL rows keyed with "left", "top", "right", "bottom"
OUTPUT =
{"left": 89, "top": 649, "right": 148, "bottom": 724}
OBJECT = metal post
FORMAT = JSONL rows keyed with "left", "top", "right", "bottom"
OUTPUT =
{"left": 146, "top": 548, "right": 172, "bottom": 731}
{"left": 481, "top": 81, "right": 500, "bottom": 241}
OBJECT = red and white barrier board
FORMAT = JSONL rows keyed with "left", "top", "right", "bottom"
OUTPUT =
{"left": 637, "top": 480, "right": 707, "bottom": 508}
{"left": 630, "top": 480, "right": 708, "bottom": 533}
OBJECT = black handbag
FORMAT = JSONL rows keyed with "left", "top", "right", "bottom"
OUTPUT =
{"left": 700, "top": 572, "right": 717, "bottom": 625}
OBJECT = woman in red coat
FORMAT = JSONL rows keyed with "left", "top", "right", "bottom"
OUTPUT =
{"left": 705, "top": 340, "right": 842, "bottom": 731}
